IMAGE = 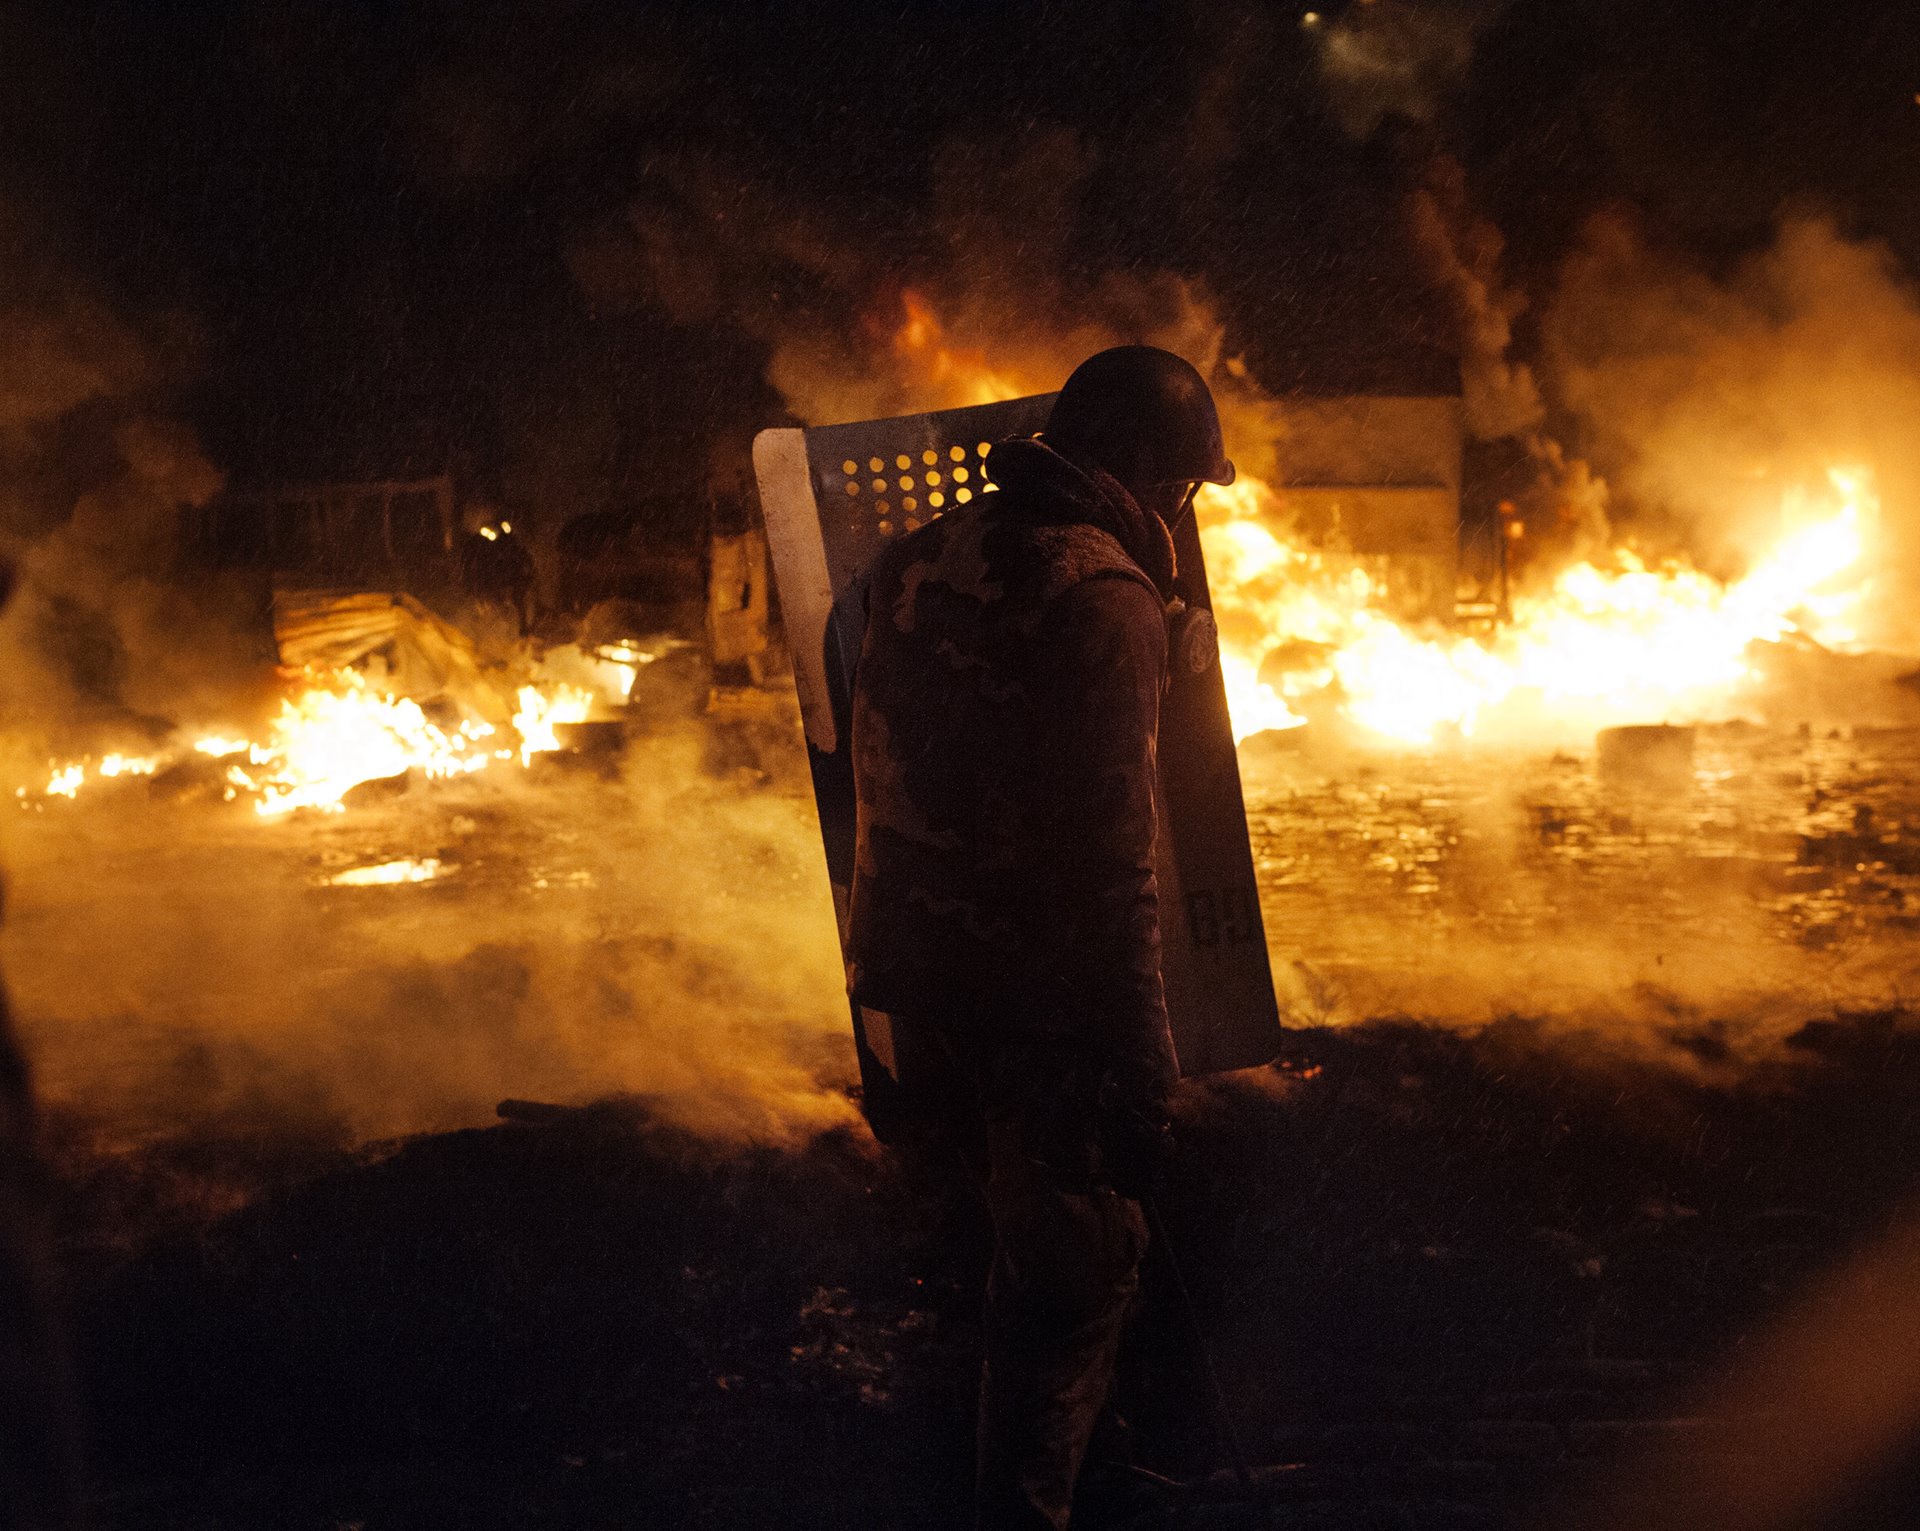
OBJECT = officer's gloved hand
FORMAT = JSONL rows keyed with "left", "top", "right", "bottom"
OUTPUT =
{"left": 1097, "top": 1096, "right": 1175, "bottom": 1202}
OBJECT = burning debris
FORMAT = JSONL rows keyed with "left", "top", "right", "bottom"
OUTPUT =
{"left": 1201, "top": 465, "right": 1884, "bottom": 748}
{"left": 323, "top": 856, "right": 448, "bottom": 888}
{"left": 6, "top": 3, "right": 1920, "bottom": 1525}
{"left": 15, "top": 657, "right": 607, "bottom": 816}
{"left": 794, "top": 286, "right": 1902, "bottom": 758}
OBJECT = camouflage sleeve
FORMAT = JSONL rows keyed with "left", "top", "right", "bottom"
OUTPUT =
{"left": 814, "top": 578, "right": 869, "bottom": 896}
{"left": 1030, "top": 575, "right": 1178, "bottom": 1120}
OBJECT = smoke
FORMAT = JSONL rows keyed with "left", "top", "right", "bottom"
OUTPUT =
{"left": 12, "top": 3, "right": 1918, "bottom": 1208}
{"left": 4, "top": 701, "right": 858, "bottom": 1190}
{"left": 1241, "top": 729, "right": 1920, "bottom": 1067}
{"left": 0, "top": 213, "right": 268, "bottom": 755}
{"left": 0, "top": 194, "right": 861, "bottom": 1195}
{"left": 769, "top": 126, "right": 1307, "bottom": 489}
{"left": 1303, "top": 2, "right": 1920, "bottom": 632}
{"left": 1408, "top": 156, "right": 1541, "bottom": 444}
{"left": 1541, "top": 212, "right": 1920, "bottom": 648}
{"left": 1305, "top": 0, "right": 1512, "bottom": 141}
{"left": 559, "top": 124, "right": 1302, "bottom": 480}
{"left": 1402, "top": 149, "right": 1920, "bottom": 634}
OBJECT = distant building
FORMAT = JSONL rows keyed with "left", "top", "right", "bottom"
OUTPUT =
{"left": 1272, "top": 394, "right": 1465, "bottom": 624}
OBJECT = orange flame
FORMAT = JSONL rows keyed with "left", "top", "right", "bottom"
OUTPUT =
{"left": 863, "top": 297, "right": 1890, "bottom": 751}
{"left": 890, "top": 291, "right": 1024, "bottom": 407}
{"left": 26, "top": 667, "right": 606, "bottom": 814}
{"left": 1201, "top": 467, "right": 1879, "bottom": 746}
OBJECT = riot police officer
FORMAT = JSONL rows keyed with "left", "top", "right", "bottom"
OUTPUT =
{"left": 846, "top": 346, "right": 1235, "bottom": 1529}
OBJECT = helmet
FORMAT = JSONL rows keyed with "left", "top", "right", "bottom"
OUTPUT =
{"left": 1044, "top": 346, "right": 1236, "bottom": 489}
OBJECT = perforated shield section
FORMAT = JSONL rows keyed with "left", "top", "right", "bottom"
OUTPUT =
{"left": 754, "top": 395, "right": 1280, "bottom": 1099}
{"left": 760, "top": 397, "right": 1053, "bottom": 756}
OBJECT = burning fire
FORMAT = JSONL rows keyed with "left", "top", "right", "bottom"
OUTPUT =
{"left": 24, "top": 667, "right": 605, "bottom": 815}
{"left": 1201, "top": 466, "right": 1880, "bottom": 746}
{"left": 28, "top": 752, "right": 161, "bottom": 802}
{"left": 869, "top": 301, "right": 1893, "bottom": 749}
{"left": 510, "top": 683, "right": 595, "bottom": 768}
{"left": 226, "top": 668, "right": 502, "bottom": 816}
{"left": 891, "top": 292, "right": 1025, "bottom": 407}
{"left": 325, "top": 856, "right": 447, "bottom": 887}
{"left": 862, "top": 293, "right": 1900, "bottom": 751}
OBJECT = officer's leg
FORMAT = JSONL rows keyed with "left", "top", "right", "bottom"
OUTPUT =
{"left": 976, "top": 1128, "right": 1148, "bottom": 1531}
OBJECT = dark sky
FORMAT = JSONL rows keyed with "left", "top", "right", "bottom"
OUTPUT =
{"left": 0, "top": 0, "right": 1914, "bottom": 521}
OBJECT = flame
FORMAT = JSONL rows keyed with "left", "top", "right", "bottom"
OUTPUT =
{"left": 586, "top": 642, "right": 653, "bottom": 705}
{"left": 326, "top": 857, "right": 446, "bottom": 887}
{"left": 864, "top": 294, "right": 1891, "bottom": 752}
{"left": 1201, "top": 466, "right": 1880, "bottom": 746}
{"left": 226, "top": 668, "right": 499, "bottom": 816}
{"left": 871, "top": 295, "right": 1892, "bottom": 750}
{"left": 30, "top": 662, "right": 608, "bottom": 812}
{"left": 35, "top": 752, "right": 160, "bottom": 801}
{"left": 891, "top": 292, "right": 1024, "bottom": 406}
{"left": 98, "top": 753, "right": 160, "bottom": 778}
{"left": 511, "top": 683, "right": 595, "bottom": 767}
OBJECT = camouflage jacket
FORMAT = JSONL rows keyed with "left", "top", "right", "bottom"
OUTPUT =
{"left": 846, "top": 438, "right": 1178, "bottom": 1120}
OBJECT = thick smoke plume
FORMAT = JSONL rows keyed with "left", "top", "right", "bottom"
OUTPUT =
{"left": 1405, "top": 154, "right": 1615, "bottom": 561}
{"left": 1405, "top": 149, "right": 1920, "bottom": 645}
{"left": 564, "top": 127, "right": 1291, "bottom": 481}
{"left": 0, "top": 213, "right": 269, "bottom": 760}
{"left": 0, "top": 211, "right": 858, "bottom": 1186}
{"left": 12, "top": 9, "right": 1920, "bottom": 1202}
{"left": 1306, "top": 0, "right": 1512, "bottom": 141}
{"left": 6, "top": 703, "right": 857, "bottom": 1199}
{"left": 1408, "top": 156, "right": 1542, "bottom": 444}
{"left": 1543, "top": 213, "right": 1920, "bottom": 650}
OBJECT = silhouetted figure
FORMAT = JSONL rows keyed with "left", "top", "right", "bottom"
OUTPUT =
{"left": 847, "top": 348, "right": 1236, "bottom": 1529}
{"left": 459, "top": 523, "right": 536, "bottom": 635}
{"left": 0, "top": 555, "right": 84, "bottom": 1531}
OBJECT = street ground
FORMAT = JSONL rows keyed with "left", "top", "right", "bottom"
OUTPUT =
{"left": 22, "top": 725, "right": 1920, "bottom": 1527}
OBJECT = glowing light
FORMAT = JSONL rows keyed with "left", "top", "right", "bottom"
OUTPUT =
{"left": 36, "top": 751, "right": 161, "bottom": 800}
{"left": 1200, "top": 465, "right": 1881, "bottom": 747}
{"left": 846, "top": 294, "right": 1889, "bottom": 756}
{"left": 512, "top": 683, "right": 595, "bottom": 767}
{"left": 326, "top": 857, "right": 446, "bottom": 887}
{"left": 585, "top": 641, "right": 655, "bottom": 704}
{"left": 237, "top": 668, "right": 497, "bottom": 816}
{"left": 891, "top": 291, "right": 1023, "bottom": 407}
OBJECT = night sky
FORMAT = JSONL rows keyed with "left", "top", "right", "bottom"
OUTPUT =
{"left": 1, "top": 0, "right": 1914, "bottom": 528}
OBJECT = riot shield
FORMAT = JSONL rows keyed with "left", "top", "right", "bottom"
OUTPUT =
{"left": 754, "top": 396, "right": 1280, "bottom": 1129}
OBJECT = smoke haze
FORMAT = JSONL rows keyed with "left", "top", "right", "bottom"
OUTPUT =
{"left": 1544, "top": 213, "right": 1920, "bottom": 648}
{"left": 4, "top": 707, "right": 857, "bottom": 1188}
{"left": 1, "top": 1, "right": 1918, "bottom": 1194}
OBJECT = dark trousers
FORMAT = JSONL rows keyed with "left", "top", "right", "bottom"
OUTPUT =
{"left": 885, "top": 1012, "right": 1150, "bottom": 1529}
{"left": 975, "top": 1118, "right": 1149, "bottom": 1531}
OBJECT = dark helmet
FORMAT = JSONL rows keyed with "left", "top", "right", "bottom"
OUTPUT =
{"left": 1043, "top": 345, "right": 1236, "bottom": 489}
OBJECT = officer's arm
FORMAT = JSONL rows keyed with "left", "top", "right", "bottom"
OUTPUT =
{"left": 1032, "top": 575, "right": 1178, "bottom": 1120}
{"left": 814, "top": 576, "right": 871, "bottom": 896}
